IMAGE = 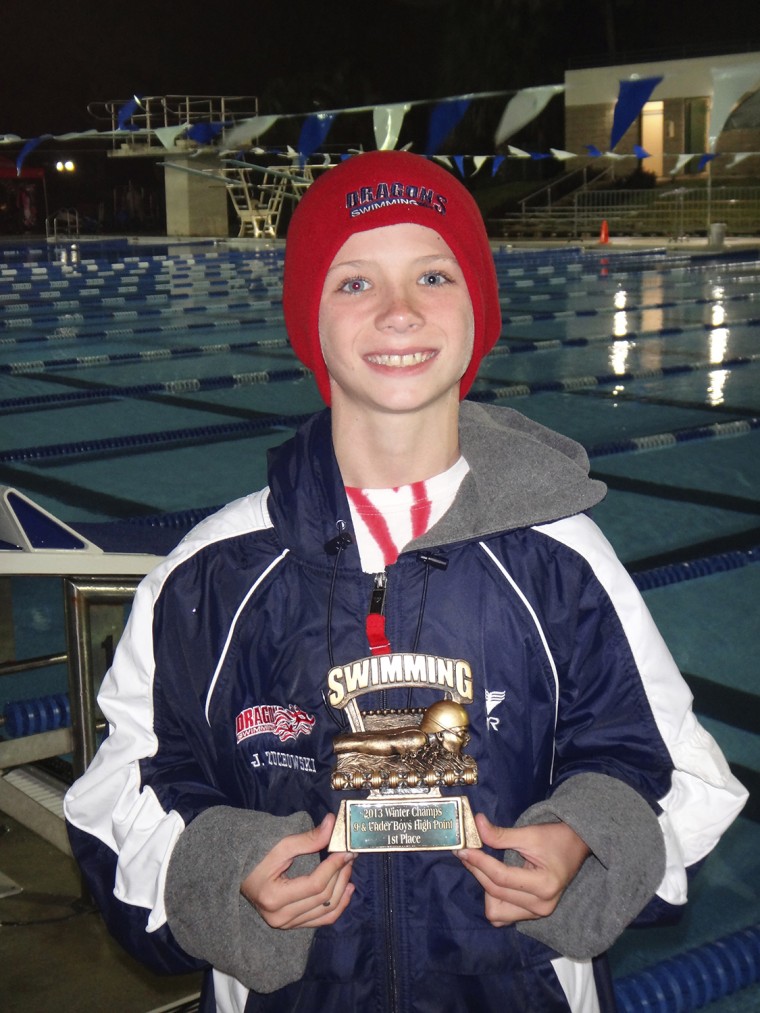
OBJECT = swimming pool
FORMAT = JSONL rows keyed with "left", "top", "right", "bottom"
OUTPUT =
{"left": 1, "top": 235, "right": 759, "bottom": 1008}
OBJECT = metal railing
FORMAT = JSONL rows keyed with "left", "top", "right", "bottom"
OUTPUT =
{"left": 518, "top": 164, "right": 615, "bottom": 213}
{"left": 0, "top": 577, "right": 138, "bottom": 856}
{"left": 491, "top": 186, "right": 760, "bottom": 240}
{"left": 85, "top": 94, "right": 260, "bottom": 153}
{"left": 45, "top": 208, "right": 80, "bottom": 239}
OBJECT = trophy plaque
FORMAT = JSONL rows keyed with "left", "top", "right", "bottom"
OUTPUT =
{"left": 326, "top": 652, "right": 482, "bottom": 853}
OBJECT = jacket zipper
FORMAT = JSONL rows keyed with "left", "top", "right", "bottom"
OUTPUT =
{"left": 370, "top": 570, "right": 387, "bottom": 615}
{"left": 383, "top": 853, "right": 399, "bottom": 1012}
{"left": 370, "top": 570, "right": 399, "bottom": 1009}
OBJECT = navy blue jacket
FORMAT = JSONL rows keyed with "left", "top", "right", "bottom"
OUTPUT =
{"left": 65, "top": 404, "right": 747, "bottom": 1013}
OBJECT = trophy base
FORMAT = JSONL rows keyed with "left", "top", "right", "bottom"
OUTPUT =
{"left": 328, "top": 792, "right": 482, "bottom": 853}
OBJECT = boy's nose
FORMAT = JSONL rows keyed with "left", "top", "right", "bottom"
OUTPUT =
{"left": 375, "top": 288, "right": 423, "bottom": 331}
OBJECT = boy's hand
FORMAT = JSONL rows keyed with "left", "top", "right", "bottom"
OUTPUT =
{"left": 457, "top": 813, "right": 590, "bottom": 928}
{"left": 241, "top": 813, "right": 355, "bottom": 929}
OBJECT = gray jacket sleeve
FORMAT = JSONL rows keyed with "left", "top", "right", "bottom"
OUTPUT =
{"left": 507, "top": 772, "right": 666, "bottom": 959}
{"left": 164, "top": 806, "right": 318, "bottom": 993}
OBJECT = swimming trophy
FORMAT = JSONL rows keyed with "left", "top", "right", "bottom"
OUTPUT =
{"left": 326, "top": 652, "right": 482, "bottom": 853}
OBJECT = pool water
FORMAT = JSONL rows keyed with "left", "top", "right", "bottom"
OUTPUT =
{"left": 1, "top": 236, "right": 758, "bottom": 1005}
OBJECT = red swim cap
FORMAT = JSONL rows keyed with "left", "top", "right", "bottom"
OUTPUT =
{"left": 282, "top": 150, "right": 501, "bottom": 404}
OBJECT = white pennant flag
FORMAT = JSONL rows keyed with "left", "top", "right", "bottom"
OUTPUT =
{"left": 671, "top": 153, "right": 694, "bottom": 175}
{"left": 373, "top": 104, "right": 411, "bottom": 150}
{"left": 494, "top": 85, "right": 564, "bottom": 146}
{"left": 154, "top": 125, "right": 191, "bottom": 149}
{"left": 223, "top": 116, "right": 279, "bottom": 148}
{"left": 709, "top": 64, "right": 760, "bottom": 150}
{"left": 726, "top": 152, "right": 753, "bottom": 169}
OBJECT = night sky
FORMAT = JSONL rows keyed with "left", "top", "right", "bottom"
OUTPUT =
{"left": 2, "top": 0, "right": 758, "bottom": 141}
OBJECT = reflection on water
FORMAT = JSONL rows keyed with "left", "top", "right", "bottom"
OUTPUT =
{"left": 610, "top": 339, "right": 633, "bottom": 375}
{"left": 641, "top": 277, "right": 664, "bottom": 334}
{"left": 707, "top": 369, "right": 729, "bottom": 407}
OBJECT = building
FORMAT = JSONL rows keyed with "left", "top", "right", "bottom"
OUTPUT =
{"left": 564, "top": 51, "right": 760, "bottom": 179}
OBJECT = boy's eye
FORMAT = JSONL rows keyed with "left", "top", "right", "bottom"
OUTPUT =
{"left": 340, "top": 277, "right": 370, "bottom": 293}
{"left": 419, "top": 271, "right": 450, "bottom": 287}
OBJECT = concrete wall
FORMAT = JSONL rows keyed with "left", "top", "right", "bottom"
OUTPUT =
{"left": 164, "top": 155, "right": 229, "bottom": 236}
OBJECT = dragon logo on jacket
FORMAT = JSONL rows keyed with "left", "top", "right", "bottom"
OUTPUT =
{"left": 235, "top": 703, "right": 319, "bottom": 776}
{"left": 325, "top": 650, "right": 483, "bottom": 853}
{"left": 235, "top": 704, "right": 316, "bottom": 745}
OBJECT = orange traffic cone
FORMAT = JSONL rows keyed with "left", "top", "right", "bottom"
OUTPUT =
{"left": 599, "top": 219, "right": 609, "bottom": 245}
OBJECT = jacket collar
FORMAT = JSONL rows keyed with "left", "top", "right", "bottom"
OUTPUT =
{"left": 265, "top": 403, "right": 606, "bottom": 562}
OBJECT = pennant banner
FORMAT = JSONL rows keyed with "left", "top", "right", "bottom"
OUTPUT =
{"left": 4, "top": 76, "right": 759, "bottom": 185}
{"left": 494, "top": 85, "right": 564, "bottom": 147}
{"left": 609, "top": 77, "right": 663, "bottom": 150}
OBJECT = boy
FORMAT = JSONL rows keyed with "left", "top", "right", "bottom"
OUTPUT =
{"left": 65, "top": 151, "right": 747, "bottom": 1012}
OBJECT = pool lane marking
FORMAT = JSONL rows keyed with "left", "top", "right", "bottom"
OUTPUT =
{"left": 1, "top": 403, "right": 757, "bottom": 468}
{"left": 3, "top": 349, "right": 759, "bottom": 414}
{"left": 1, "top": 282, "right": 753, "bottom": 327}
{"left": 469, "top": 351, "right": 760, "bottom": 402}
{"left": 0, "top": 411, "right": 313, "bottom": 463}
{"left": 587, "top": 418, "right": 760, "bottom": 458}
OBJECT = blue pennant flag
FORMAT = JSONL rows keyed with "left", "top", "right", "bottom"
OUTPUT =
{"left": 453, "top": 155, "right": 466, "bottom": 176}
{"left": 297, "top": 113, "right": 336, "bottom": 167}
{"left": 187, "top": 122, "right": 225, "bottom": 145}
{"left": 697, "top": 153, "right": 718, "bottom": 172}
{"left": 585, "top": 144, "right": 603, "bottom": 158}
{"left": 610, "top": 77, "right": 663, "bottom": 150}
{"left": 16, "top": 135, "right": 51, "bottom": 175}
{"left": 117, "top": 96, "right": 143, "bottom": 131}
{"left": 425, "top": 99, "right": 471, "bottom": 156}
{"left": 491, "top": 155, "right": 506, "bottom": 176}
{"left": 633, "top": 145, "right": 651, "bottom": 159}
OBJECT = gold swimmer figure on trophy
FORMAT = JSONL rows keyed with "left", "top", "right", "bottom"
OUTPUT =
{"left": 331, "top": 700, "right": 478, "bottom": 793}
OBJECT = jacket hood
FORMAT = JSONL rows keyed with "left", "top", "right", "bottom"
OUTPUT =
{"left": 412, "top": 401, "right": 606, "bottom": 551}
{"left": 265, "top": 403, "right": 606, "bottom": 563}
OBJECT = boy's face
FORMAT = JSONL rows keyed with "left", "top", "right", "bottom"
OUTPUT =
{"left": 318, "top": 223, "right": 475, "bottom": 418}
